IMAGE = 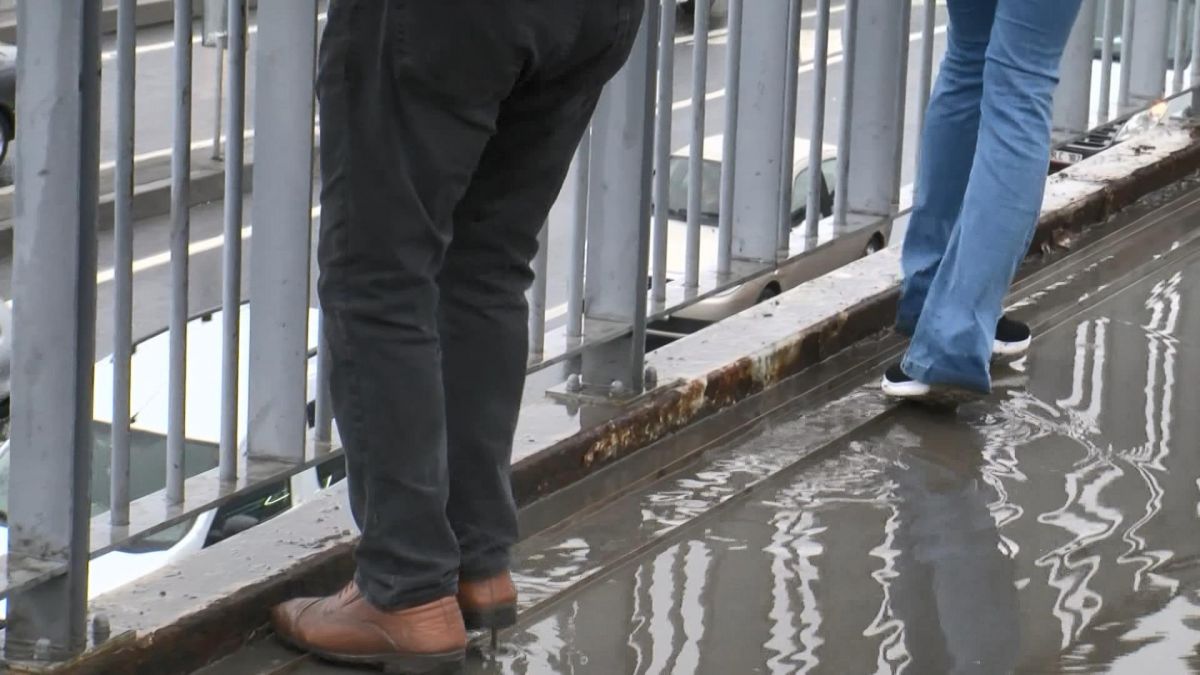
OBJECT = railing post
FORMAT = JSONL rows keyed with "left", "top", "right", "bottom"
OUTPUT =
{"left": 1054, "top": 0, "right": 1098, "bottom": 140}
{"left": 1098, "top": 0, "right": 1118, "bottom": 122}
{"left": 1126, "top": 0, "right": 1171, "bottom": 110}
{"left": 110, "top": 0, "right": 137, "bottom": 528}
{"left": 566, "top": 132, "right": 590, "bottom": 341}
{"left": 581, "top": 0, "right": 657, "bottom": 397}
{"left": 527, "top": 222, "right": 550, "bottom": 363}
{"left": 650, "top": 0, "right": 675, "bottom": 304}
{"left": 837, "top": 0, "right": 911, "bottom": 224}
{"left": 777, "top": 0, "right": 803, "bottom": 256}
{"left": 1193, "top": 0, "right": 1200, "bottom": 112}
{"left": 730, "top": 0, "right": 791, "bottom": 264}
{"left": 168, "top": 0, "right": 195, "bottom": 504}
{"left": 219, "top": 0, "right": 247, "bottom": 480}
{"left": 716, "top": 0, "right": 743, "bottom": 276}
{"left": 7, "top": 0, "right": 101, "bottom": 660}
{"left": 247, "top": 0, "right": 318, "bottom": 463}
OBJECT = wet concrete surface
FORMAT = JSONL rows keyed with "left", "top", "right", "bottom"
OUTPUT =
{"left": 202, "top": 208, "right": 1200, "bottom": 673}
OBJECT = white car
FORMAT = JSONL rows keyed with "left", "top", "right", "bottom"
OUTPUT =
{"left": 0, "top": 303, "right": 340, "bottom": 611}
{"left": 658, "top": 135, "right": 888, "bottom": 323}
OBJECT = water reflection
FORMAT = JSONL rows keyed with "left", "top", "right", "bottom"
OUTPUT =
{"left": 886, "top": 415, "right": 1020, "bottom": 675}
{"left": 465, "top": 255, "right": 1200, "bottom": 674}
{"left": 477, "top": 413, "right": 1022, "bottom": 674}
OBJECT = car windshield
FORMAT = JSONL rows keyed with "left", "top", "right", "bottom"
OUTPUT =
{"left": 0, "top": 421, "right": 220, "bottom": 551}
{"left": 667, "top": 156, "right": 722, "bottom": 223}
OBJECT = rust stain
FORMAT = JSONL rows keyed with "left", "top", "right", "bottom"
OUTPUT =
{"left": 566, "top": 304, "right": 874, "bottom": 489}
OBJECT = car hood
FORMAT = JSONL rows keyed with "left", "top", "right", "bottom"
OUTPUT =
{"left": 653, "top": 216, "right": 721, "bottom": 282}
{"left": 92, "top": 304, "right": 321, "bottom": 444}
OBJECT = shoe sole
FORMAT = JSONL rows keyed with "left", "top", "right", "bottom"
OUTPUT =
{"left": 992, "top": 337, "right": 1032, "bottom": 362}
{"left": 882, "top": 376, "right": 980, "bottom": 409}
{"left": 277, "top": 633, "right": 465, "bottom": 674}
{"left": 462, "top": 604, "right": 518, "bottom": 632}
{"left": 881, "top": 376, "right": 931, "bottom": 398}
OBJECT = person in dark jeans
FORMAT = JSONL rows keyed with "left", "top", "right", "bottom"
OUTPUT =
{"left": 271, "top": 1, "right": 642, "bottom": 671}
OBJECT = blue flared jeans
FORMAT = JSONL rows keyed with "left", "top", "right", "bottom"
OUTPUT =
{"left": 898, "top": 0, "right": 1083, "bottom": 392}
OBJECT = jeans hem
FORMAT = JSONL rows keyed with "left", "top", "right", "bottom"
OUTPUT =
{"left": 901, "top": 354, "right": 991, "bottom": 394}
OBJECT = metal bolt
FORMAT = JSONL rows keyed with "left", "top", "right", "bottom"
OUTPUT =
{"left": 565, "top": 373, "right": 583, "bottom": 393}
{"left": 92, "top": 614, "right": 112, "bottom": 645}
{"left": 609, "top": 380, "right": 627, "bottom": 398}
{"left": 644, "top": 366, "right": 658, "bottom": 389}
{"left": 33, "top": 638, "right": 51, "bottom": 661}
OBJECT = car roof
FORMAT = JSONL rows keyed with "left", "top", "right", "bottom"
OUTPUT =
{"left": 672, "top": 134, "right": 838, "bottom": 167}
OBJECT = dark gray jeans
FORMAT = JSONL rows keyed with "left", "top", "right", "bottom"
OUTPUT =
{"left": 316, "top": 0, "right": 642, "bottom": 610}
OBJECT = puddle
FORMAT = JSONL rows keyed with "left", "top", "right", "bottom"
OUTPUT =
{"left": 468, "top": 244, "right": 1200, "bottom": 673}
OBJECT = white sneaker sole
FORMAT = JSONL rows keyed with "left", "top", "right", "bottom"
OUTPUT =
{"left": 993, "top": 336, "right": 1032, "bottom": 361}
{"left": 882, "top": 375, "right": 979, "bottom": 407}
{"left": 881, "top": 375, "right": 931, "bottom": 398}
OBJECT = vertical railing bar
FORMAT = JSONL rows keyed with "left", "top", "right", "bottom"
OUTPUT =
{"left": 566, "top": 132, "right": 590, "bottom": 340}
{"left": 1193, "top": 0, "right": 1200, "bottom": 111}
{"left": 220, "top": 0, "right": 248, "bottom": 481}
{"left": 1100, "top": 0, "right": 1117, "bottom": 122}
{"left": 528, "top": 221, "right": 549, "bottom": 362}
{"left": 717, "top": 0, "right": 744, "bottom": 276}
{"left": 916, "top": 0, "right": 937, "bottom": 138}
{"left": 778, "top": 0, "right": 803, "bottom": 256}
{"left": 167, "top": 0, "right": 194, "bottom": 504}
{"left": 806, "top": 0, "right": 832, "bottom": 239}
{"left": 314, "top": 309, "right": 333, "bottom": 449}
{"left": 110, "top": 0, "right": 137, "bottom": 528}
{"left": 889, "top": 0, "right": 914, "bottom": 220}
{"left": 833, "top": 0, "right": 859, "bottom": 226}
{"left": 74, "top": 0, "right": 104, "bottom": 654}
{"left": 684, "top": 0, "right": 710, "bottom": 289}
{"left": 314, "top": 149, "right": 332, "bottom": 452}
{"left": 651, "top": 0, "right": 676, "bottom": 303}
{"left": 1118, "top": 0, "right": 1135, "bottom": 112}
{"left": 1174, "top": 0, "right": 1189, "bottom": 93}
{"left": 212, "top": 46, "right": 225, "bottom": 160}
{"left": 627, "top": 0, "right": 659, "bottom": 395}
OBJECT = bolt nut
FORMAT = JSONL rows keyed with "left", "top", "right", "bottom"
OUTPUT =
{"left": 565, "top": 373, "right": 583, "bottom": 393}
{"left": 644, "top": 366, "right": 658, "bottom": 389}
{"left": 609, "top": 380, "right": 627, "bottom": 398}
{"left": 33, "top": 638, "right": 51, "bottom": 661}
{"left": 92, "top": 614, "right": 112, "bottom": 645}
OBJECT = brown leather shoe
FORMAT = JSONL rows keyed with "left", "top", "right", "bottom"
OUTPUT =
{"left": 272, "top": 582, "right": 466, "bottom": 673}
{"left": 457, "top": 570, "right": 518, "bottom": 631}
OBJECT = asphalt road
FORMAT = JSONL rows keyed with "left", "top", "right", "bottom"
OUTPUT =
{"left": 0, "top": 2, "right": 950, "bottom": 362}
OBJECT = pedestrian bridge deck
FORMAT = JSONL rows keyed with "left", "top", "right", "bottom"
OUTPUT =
{"left": 197, "top": 177, "right": 1200, "bottom": 674}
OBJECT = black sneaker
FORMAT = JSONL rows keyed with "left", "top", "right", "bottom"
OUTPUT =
{"left": 994, "top": 316, "right": 1032, "bottom": 360}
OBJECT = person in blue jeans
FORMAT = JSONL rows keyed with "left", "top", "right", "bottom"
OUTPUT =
{"left": 883, "top": 0, "right": 1083, "bottom": 400}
